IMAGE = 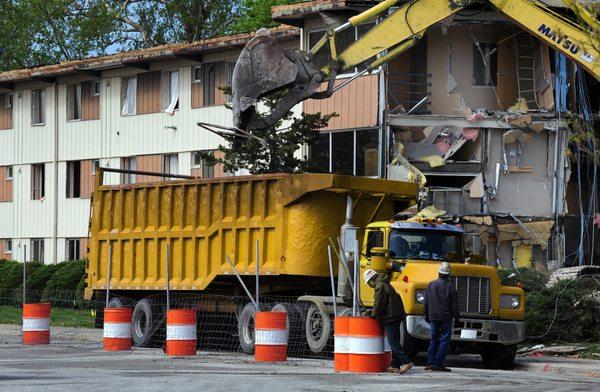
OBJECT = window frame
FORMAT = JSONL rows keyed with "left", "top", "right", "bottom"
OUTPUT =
{"left": 3, "top": 239, "right": 12, "bottom": 254}
{"left": 31, "top": 163, "right": 45, "bottom": 200}
{"left": 310, "top": 128, "right": 380, "bottom": 177}
{"left": 307, "top": 22, "right": 378, "bottom": 78}
{"left": 161, "top": 69, "right": 180, "bottom": 113}
{"left": 31, "top": 238, "right": 44, "bottom": 262}
{"left": 472, "top": 42, "right": 498, "bottom": 87}
{"left": 5, "top": 166, "right": 12, "bottom": 180}
{"left": 66, "top": 83, "right": 83, "bottom": 122}
{"left": 121, "top": 76, "right": 137, "bottom": 116}
{"left": 31, "top": 89, "right": 46, "bottom": 126}
{"left": 192, "top": 65, "right": 202, "bottom": 84}
{"left": 65, "top": 238, "right": 81, "bottom": 261}
{"left": 162, "top": 153, "right": 179, "bottom": 179}
{"left": 121, "top": 157, "right": 137, "bottom": 184}
{"left": 66, "top": 161, "right": 82, "bottom": 199}
{"left": 90, "top": 159, "right": 100, "bottom": 175}
{"left": 202, "top": 63, "right": 216, "bottom": 106}
{"left": 92, "top": 81, "right": 100, "bottom": 97}
{"left": 192, "top": 150, "right": 215, "bottom": 179}
{"left": 5, "top": 93, "right": 12, "bottom": 109}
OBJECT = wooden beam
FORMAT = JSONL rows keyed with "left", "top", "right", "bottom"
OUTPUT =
{"left": 30, "top": 75, "right": 57, "bottom": 84}
{"left": 122, "top": 61, "right": 150, "bottom": 71}
{"left": 75, "top": 68, "right": 102, "bottom": 78}
{"left": 174, "top": 52, "right": 203, "bottom": 62}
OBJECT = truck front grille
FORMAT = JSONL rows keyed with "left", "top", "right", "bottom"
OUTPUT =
{"left": 451, "top": 276, "right": 491, "bottom": 316}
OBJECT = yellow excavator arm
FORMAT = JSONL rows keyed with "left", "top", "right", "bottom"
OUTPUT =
{"left": 232, "top": 0, "right": 600, "bottom": 131}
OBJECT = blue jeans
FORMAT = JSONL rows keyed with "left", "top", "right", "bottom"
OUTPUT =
{"left": 427, "top": 320, "right": 452, "bottom": 367}
{"left": 384, "top": 320, "right": 412, "bottom": 368}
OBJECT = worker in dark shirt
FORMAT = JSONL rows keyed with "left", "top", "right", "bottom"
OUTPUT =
{"left": 424, "top": 262, "right": 459, "bottom": 372}
{"left": 363, "top": 269, "right": 413, "bottom": 374}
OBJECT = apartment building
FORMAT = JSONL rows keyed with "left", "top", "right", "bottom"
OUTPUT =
{"left": 272, "top": 0, "right": 599, "bottom": 268}
{"left": 0, "top": 27, "right": 299, "bottom": 264}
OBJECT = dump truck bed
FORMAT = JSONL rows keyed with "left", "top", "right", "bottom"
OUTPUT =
{"left": 85, "top": 172, "right": 418, "bottom": 298}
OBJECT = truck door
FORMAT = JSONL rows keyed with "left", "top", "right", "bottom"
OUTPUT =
{"left": 359, "top": 229, "right": 384, "bottom": 306}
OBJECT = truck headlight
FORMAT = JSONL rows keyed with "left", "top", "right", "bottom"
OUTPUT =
{"left": 500, "top": 294, "right": 520, "bottom": 309}
{"left": 415, "top": 290, "right": 425, "bottom": 304}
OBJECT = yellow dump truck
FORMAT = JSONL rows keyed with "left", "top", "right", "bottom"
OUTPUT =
{"left": 86, "top": 169, "right": 524, "bottom": 368}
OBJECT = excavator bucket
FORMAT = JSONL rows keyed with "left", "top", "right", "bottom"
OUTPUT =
{"left": 232, "top": 31, "right": 299, "bottom": 131}
{"left": 232, "top": 30, "right": 330, "bottom": 132}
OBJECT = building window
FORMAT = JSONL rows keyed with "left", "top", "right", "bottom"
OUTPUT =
{"left": 5, "top": 166, "right": 12, "bottom": 180}
{"left": 92, "top": 81, "right": 100, "bottom": 97}
{"left": 310, "top": 128, "right": 379, "bottom": 176}
{"left": 192, "top": 150, "right": 214, "bottom": 179}
{"left": 32, "top": 89, "right": 45, "bottom": 125}
{"left": 3, "top": 239, "right": 12, "bottom": 255}
{"left": 66, "top": 238, "right": 81, "bottom": 261}
{"left": 5, "top": 93, "right": 12, "bottom": 108}
{"left": 162, "top": 70, "right": 179, "bottom": 114}
{"left": 308, "top": 22, "right": 376, "bottom": 74}
{"left": 121, "top": 157, "right": 137, "bottom": 184}
{"left": 121, "top": 77, "right": 137, "bottom": 116}
{"left": 472, "top": 43, "right": 498, "bottom": 87}
{"left": 162, "top": 154, "right": 178, "bottom": 179}
{"left": 31, "top": 164, "right": 45, "bottom": 200}
{"left": 203, "top": 63, "right": 216, "bottom": 106}
{"left": 31, "top": 239, "right": 44, "bottom": 262}
{"left": 91, "top": 159, "right": 100, "bottom": 175}
{"left": 66, "top": 84, "right": 82, "bottom": 121}
{"left": 192, "top": 65, "right": 202, "bottom": 83}
{"left": 66, "top": 161, "right": 82, "bottom": 198}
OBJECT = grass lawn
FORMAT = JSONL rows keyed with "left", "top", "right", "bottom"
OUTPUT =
{"left": 0, "top": 306, "right": 95, "bottom": 328}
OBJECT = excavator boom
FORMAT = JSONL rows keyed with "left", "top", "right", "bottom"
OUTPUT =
{"left": 232, "top": 0, "right": 600, "bottom": 131}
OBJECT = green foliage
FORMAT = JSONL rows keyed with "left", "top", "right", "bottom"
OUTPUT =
{"left": 524, "top": 280, "right": 600, "bottom": 342}
{"left": 0, "top": 0, "right": 242, "bottom": 71}
{"left": 204, "top": 87, "right": 336, "bottom": 174}
{"left": 0, "top": 259, "right": 40, "bottom": 291}
{"left": 498, "top": 267, "right": 549, "bottom": 293}
{"left": 42, "top": 260, "right": 87, "bottom": 305}
{"left": 232, "top": 0, "right": 294, "bottom": 33}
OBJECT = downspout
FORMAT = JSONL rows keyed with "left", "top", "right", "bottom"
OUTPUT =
{"left": 52, "top": 82, "right": 59, "bottom": 264}
{"left": 378, "top": 59, "right": 386, "bottom": 178}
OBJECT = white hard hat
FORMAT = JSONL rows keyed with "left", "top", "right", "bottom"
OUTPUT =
{"left": 363, "top": 269, "right": 378, "bottom": 284}
{"left": 439, "top": 262, "right": 451, "bottom": 275}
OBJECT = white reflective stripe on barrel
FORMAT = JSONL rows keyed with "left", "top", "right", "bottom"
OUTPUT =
{"left": 255, "top": 329, "right": 288, "bottom": 345}
{"left": 349, "top": 336, "right": 384, "bottom": 354}
{"left": 22, "top": 318, "right": 50, "bottom": 332}
{"left": 104, "top": 322, "right": 132, "bottom": 338}
{"left": 384, "top": 336, "right": 391, "bottom": 352}
{"left": 166, "top": 325, "right": 197, "bottom": 340}
{"left": 334, "top": 336, "right": 349, "bottom": 353}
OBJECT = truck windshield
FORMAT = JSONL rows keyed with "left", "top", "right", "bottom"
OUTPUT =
{"left": 389, "top": 229, "right": 463, "bottom": 261}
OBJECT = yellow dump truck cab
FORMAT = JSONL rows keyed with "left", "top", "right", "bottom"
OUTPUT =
{"left": 360, "top": 220, "right": 525, "bottom": 369}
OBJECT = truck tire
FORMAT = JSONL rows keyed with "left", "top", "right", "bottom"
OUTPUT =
{"left": 132, "top": 298, "right": 154, "bottom": 347}
{"left": 399, "top": 318, "right": 418, "bottom": 358}
{"left": 238, "top": 302, "right": 257, "bottom": 354}
{"left": 481, "top": 344, "right": 517, "bottom": 370}
{"left": 107, "top": 297, "right": 125, "bottom": 308}
{"left": 305, "top": 303, "right": 331, "bottom": 354}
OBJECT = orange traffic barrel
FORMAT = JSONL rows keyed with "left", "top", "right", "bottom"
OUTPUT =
{"left": 334, "top": 316, "right": 350, "bottom": 372}
{"left": 348, "top": 317, "right": 385, "bottom": 373}
{"left": 383, "top": 336, "right": 392, "bottom": 369}
{"left": 103, "top": 308, "right": 133, "bottom": 351}
{"left": 255, "top": 311, "right": 287, "bottom": 362}
{"left": 22, "top": 303, "right": 51, "bottom": 345}
{"left": 166, "top": 309, "right": 197, "bottom": 356}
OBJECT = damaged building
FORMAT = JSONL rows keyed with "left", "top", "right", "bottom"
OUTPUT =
{"left": 272, "top": 0, "right": 599, "bottom": 269}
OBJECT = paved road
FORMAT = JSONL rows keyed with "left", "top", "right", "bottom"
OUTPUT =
{"left": 0, "top": 344, "right": 598, "bottom": 391}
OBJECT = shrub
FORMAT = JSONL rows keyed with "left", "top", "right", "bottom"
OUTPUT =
{"left": 498, "top": 267, "right": 549, "bottom": 293}
{"left": 42, "top": 260, "right": 86, "bottom": 306}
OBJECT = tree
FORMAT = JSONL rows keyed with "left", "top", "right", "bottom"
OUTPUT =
{"left": 0, "top": 0, "right": 241, "bottom": 71}
{"left": 232, "top": 0, "right": 294, "bottom": 33}
{"left": 203, "top": 88, "right": 336, "bottom": 174}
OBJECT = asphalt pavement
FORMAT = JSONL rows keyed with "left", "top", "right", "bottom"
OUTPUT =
{"left": 0, "top": 343, "right": 599, "bottom": 391}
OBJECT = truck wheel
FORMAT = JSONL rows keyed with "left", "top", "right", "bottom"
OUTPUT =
{"left": 481, "top": 344, "right": 517, "bottom": 370}
{"left": 305, "top": 303, "right": 331, "bottom": 353}
{"left": 238, "top": 302, "right": 257, "bottom": 354}
{"left": 399, "top": 318, "right": 418, "bottom": 358}
{"left": 107, "top": 297, "right": 125, "bottom": 308}
{"left": 132, "top": 298, "right": 154, "bottom": 347}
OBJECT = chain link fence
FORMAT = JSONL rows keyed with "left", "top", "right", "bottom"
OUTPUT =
{"left": 0, "top": 289, "right": 337, "bottom": 359}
